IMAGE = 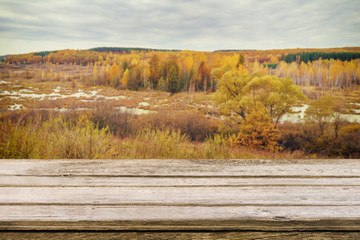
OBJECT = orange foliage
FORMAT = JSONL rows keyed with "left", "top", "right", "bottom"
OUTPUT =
{"left": 5, "top": 47, "right": 360, "bottom": 91}
{"left": 231, "top": 103, "right": 282, "bottom": 151}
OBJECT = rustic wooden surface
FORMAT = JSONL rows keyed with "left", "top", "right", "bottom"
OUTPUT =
{"left": 2, "top": 231, "right": 360, "bottom": 240}
{"left": 0, "top": 159, "right": 360, "bottom": 239}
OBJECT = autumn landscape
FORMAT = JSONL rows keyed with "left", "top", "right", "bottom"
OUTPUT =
{"left": 1, "top": 0, "right": 360, "bottom": 160}
{"left": 1, "top": 47, "right": 360, "bottom": 159}
{"left": 2, "top": 1, "right": 360, "bottom": 239}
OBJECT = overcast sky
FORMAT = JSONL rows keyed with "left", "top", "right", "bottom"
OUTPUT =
{"left": 0, "top": 0, "right": 359, "bottom": 55}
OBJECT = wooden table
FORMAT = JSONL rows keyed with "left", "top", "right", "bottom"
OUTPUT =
{"left": 0, "top": 159, "right": 360, "bottom": 239}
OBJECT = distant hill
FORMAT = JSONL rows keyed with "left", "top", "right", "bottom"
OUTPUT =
{"left": 88, "top": 47, "right": 180, "bottom": 53}
{"left": 33, "top": 50, "right": 58, "bottom": 57}
{"left": 3, "top": 46, "right": 360, "bottom": 66}
{"left": 214, "top": 49, "right": 257, "bottom": 52}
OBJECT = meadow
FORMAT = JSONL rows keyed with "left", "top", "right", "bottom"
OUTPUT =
{"left": 1, "top": 48, "right": 360, "bottom": 159}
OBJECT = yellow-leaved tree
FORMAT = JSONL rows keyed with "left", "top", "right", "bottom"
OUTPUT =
{"left": 121, "top": 68, "right": 130, "bottom": 88}
{"left": 231, "top": 103, "right": 282, "bottom": 151}
{"left": 215, "top": 71, "right": 306, "bottom": 151}
{"left": 210, "top": 64, "right": 231, "bottom": 91}
{"left": 214, "top": 71, "right": 306, "bottom": 126}
{"left": 110, "top": 63, "right": 121, "bottom": 87}
{"left": 91, "top": 63, "right": 98, "bottom": 85}
{"left": 305, "top": 95, "right": 335, "bottom": 136}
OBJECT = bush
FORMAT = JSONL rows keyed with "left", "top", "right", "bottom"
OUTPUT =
{"left": 278, "top": 121, "right": 360, "bottom": 158}
{"left": 133, "top": 111, "right": 218, "bottom": 141}
{"left": 203, "top": 134, "right": 233, "bottom": 159}
{"left": 232, "top": 103, "right": 282, "bottom": 151}
{"left": 92, "top": 102, "right": 133, "bottom": 138}
{"left": 0, "top": 113, "right": 112, "bottom": 159}
{"left": 116, "top": 127, "right": 193, "bottom": 159}
{"left": 0, "top": 119, "right": 38, "bottom": 158}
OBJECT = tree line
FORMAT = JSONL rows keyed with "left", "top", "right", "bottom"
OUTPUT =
{"left": 89, "top": 47, "right": 180, "bottom": 54}
{"left": 281, "top": 52, "right": 360, "bottom": 63}
{"left": 3, "top": 48, "right": 360, "bottom": 92}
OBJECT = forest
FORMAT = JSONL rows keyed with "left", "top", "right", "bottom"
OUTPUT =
{"left": 280, "top": 52, "right": 360, "bottom": 63}
{"left": 4, "top": 47, "right": 360, "bottom": 91}
{"left": 1, "top": 47, "right": 360, "bottom": 159}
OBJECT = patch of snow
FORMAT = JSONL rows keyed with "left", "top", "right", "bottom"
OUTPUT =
{"left": 144, "top": 97, "right": 151, "bottom": 101}
{"left": 21, "top": 93, "right": 50, "bottom": 100}
{"left": 101, "top": 95, "right": 126, "bottom": 100}
{"left": 340, "top": 114, "right": 360, "bottom": 123}
{"left": 35, "top": 108, "right": 68, "bottom": 112}
{"left": 0, "top": 80, "right": 9, "bottom": 84}
{"left": 70, "top": 89, "right": 99, "bottom": 98}
{"left": 8, "top": 104, "right": 24, "bottom": 110}
{"left": 0, "top": 90, "right": 14, "bottom": 96}
{"left": 281, "top": 104, "right": 360, "bottom": 123}
{"left": 53, "top": 87, "right": 61, "bottom": 93}
{"left": 282, "top": 104, "right": 309, "bottom": 122}
{"left": 0, "top": 87, "right": 128, "bottom": 102}
{"left": 90, "top": 90, "right": 99, "bottom": 95}
{"left": 19, "top": 89, "right": 34, "bottom": 93}
{"left": 139, "top": 102, "right": 150, "bottom": 107}
{"left": 0, "top": 89, "right": 52, "bottom": 100}
{"left": 115, "top": 106, "right": 155, "bottom": 115}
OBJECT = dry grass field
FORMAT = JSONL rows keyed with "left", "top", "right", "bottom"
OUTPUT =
{"left": 1, "top": 64, "right": 360, "bottom": 159}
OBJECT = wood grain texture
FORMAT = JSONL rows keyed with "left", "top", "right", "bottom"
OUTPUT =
{"left": 0, "top": 159, "right": 359, "bottom": 232}
{"left": 1, "top": 205, "right": 360, "bottom": 222}
{"left": 2, "top": 231, "right": 360, "bottom": 240}
{"left": 1, "top": 176, "right": 360, "bottom": 187}
{"left": 1, "top": 159, "right": 359, "bottom": 176}
{"left": 1, "top": 186, "right": 360, "bottom": 205}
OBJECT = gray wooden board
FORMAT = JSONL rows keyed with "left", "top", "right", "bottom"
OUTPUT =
{"left": 1, "top": 159, "right": 360, "bottom": 176}
{"left": 1, "top": 186, "right": 360, "bottom": 205}
{"left": 2, "top": 176, "right": 360, "bottom": 187}
{"left": 1, "top": 205, "right": 360, "bottom": 221}
{"left": 2, "top": 232, "right": 360, "bottom": 240}
{"left": 0, "top": 159, "right": 359, "bottom": 231}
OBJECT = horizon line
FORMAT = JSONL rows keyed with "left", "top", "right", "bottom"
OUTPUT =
{"left": 2, "top": 46, "right": 360, "bottom": 56}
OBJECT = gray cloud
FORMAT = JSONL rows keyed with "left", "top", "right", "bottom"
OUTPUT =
{"left": 0, "top": 0, "right": 359, "bottom": 54}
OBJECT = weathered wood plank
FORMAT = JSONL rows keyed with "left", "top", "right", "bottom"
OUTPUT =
{"left": 2, "top": 231, "right": 360, "bottom": 240}
{"left": 1, "top": 206, "right": 360, "bottom": 230}
{"left": 1, "top": 232, "right": 360, "bottom": 240}
{"left": 1, "top": 176, "right": 359, "bottom": 187}
{"left": 1, "top": 159, "right": 359, "bottom": 232}
{"left": 1, "top": 186, "right": 359, "bottom": 205}
{"left": 1, "top": 159, "right": 359, "bottom": 176}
